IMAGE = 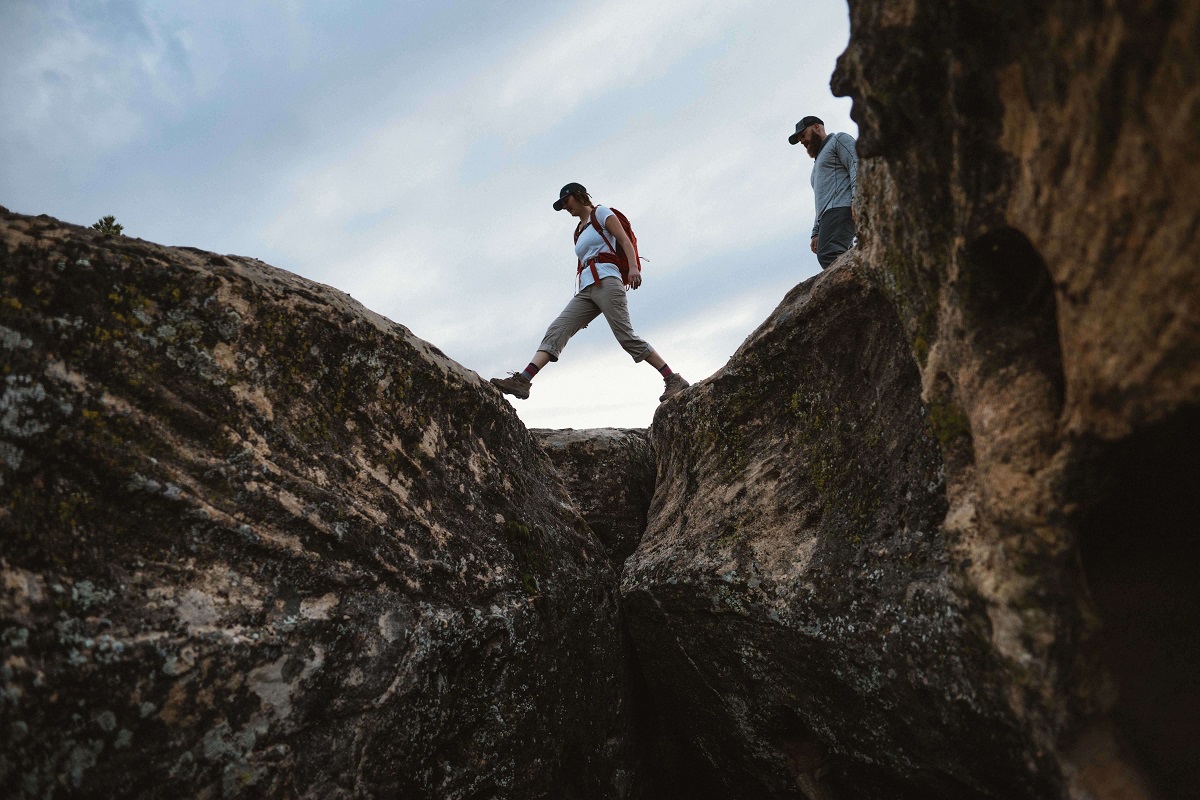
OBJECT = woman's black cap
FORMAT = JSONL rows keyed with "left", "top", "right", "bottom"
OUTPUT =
{"left": 553, "top": 182, "right": 587, "bottom": 210}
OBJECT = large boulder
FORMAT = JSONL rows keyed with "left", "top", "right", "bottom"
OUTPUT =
{"left": 0, "top": 209, "right": 628, "bottom": 799}
{"left": 833, "top": 0, "right": 1198, "bottom": 797}
{"left": 624, "top": 262, "right": 1039, "bottom": 800}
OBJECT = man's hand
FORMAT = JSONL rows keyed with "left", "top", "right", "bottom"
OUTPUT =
{"left": 810, "top": 236, "right": 818, "bottom": 254}
{"left": 626, "top": 267, "right": 642, "bottom": 289}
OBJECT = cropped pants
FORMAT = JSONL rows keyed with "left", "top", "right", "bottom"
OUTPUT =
{"left": 537, "top": 277, "right": 654, "bottom": 363}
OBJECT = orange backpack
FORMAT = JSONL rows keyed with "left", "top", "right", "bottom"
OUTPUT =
{"left": 575, "top": 207, "right": 642, "bottom": 288}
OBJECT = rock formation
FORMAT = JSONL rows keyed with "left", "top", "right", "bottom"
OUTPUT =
{"left": 2, "top": 1, "right": 1196, "bottom": 798}
{"left": 835, "top": 1, "right": 1199, "bottom": 797}
{"left": 624, "top": 260, "right": 1016, "bottom": 799}
{"left": 0, "top": 211, "right": 631, "bottom": 799}
{"left": 621, "top": 1, "right": 1198, "bottom": 798}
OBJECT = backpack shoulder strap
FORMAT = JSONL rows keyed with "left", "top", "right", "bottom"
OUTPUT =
{"left": 589, "top": 207, "right": 615, "bottom": 253}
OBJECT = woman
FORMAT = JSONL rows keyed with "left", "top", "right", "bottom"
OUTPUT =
{"left": 490, "top": 182, "right": 689, "bottom": 403}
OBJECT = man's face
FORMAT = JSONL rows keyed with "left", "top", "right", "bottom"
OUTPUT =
{"left": 799, "top": 124, "right": 825, "bottom": 158}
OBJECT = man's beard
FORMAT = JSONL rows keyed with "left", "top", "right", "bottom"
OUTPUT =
{"left": 805, "top": 133, "right": 825, "bottom": 158}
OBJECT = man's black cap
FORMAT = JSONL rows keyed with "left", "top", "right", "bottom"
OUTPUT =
{"left": 788, "top": 116, "right": 824, "bottom": 145}
{"left": 553, "top": 182, "right": 587, "bottom": 210}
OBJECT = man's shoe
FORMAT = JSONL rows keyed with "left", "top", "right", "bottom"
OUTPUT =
{"left": 659, "top": 373, "right": 690, "bottom": 402}
{"left": 491, "top": 372, "right": 531, "bottom": 400}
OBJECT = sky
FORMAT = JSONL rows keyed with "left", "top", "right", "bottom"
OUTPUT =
{"left": 0, "top": 0, "right": 856, "bottom": 430}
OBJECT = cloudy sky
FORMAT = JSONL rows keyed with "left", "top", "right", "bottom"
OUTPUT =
{"left": 1, "top": 0, "right": 855, "bottom": 430}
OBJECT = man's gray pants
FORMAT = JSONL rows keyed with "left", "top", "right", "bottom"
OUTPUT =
{"left": 816, "top": 205, "right": 855, "bottom": 269}
{"left": 537, "top": 277, "right": 654, "bottom": 362}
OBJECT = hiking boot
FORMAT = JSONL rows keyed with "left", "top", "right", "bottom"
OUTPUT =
{"left": 659, "top": 373, "right": 690, "bottom": 402}
{"left": 491, "top": 372, "right": 531, "bottom": 400}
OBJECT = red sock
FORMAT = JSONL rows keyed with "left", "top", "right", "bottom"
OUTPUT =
{"left": 520, "top": 363, "right": 541, "bottom": 381}
{"left": 657, "top": 363, "right": 673, "bottom": 378}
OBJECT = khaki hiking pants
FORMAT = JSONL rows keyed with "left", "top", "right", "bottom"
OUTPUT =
{"left": 537, "top": 277, "right": 654, "bottom": 363}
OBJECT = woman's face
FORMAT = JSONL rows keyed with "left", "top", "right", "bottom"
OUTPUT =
{"left": 561, "top": 194, "right": 583, "bottom": 217}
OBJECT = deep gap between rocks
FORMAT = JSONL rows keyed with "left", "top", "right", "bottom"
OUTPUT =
{"left": 1077, "top": 404, "right": 1200, "bottom": 800}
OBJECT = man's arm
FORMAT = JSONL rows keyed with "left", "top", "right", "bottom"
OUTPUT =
{"left": 838, "top": 133, "right": 858, "bottom": 202}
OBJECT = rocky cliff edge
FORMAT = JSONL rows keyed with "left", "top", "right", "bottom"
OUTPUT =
{"left": 0, "top": 210, "right": 633, "bottom": 799}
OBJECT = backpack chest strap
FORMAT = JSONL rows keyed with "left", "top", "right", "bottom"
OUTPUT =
{"left": 574, "top": 207, "right": 625, "bottom": 290}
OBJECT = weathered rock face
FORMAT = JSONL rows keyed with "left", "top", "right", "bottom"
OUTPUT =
{"left": 832, "top": 0, "right": 1199, "bottom": 797}
{"left": 529, "top": 427, "right": 659, "bottom": 798}
{"left": 0, "top": 210, "right": 628, "bottom": 799}
{"left": 2, "top": 3, "right": 1195, "bottom": 797}
{"left": 624, "top": 262, "right": 1039, "bottom": 800}
{"left": 530, "top": 429, "right": 654, "bottom": 565}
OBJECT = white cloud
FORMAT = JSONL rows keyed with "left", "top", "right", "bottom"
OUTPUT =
{"left": 260, "top": 0, "right": 757, "bottom": 238}
{"left": 1, "top": 0, "right": 855, "bottom": 430}
{"left": 248, "top": 0, "right": 855, "bottom": 429}
{"left": 3, "top": 2, "right": 205, "bottom": 143}
{"left": 488, "top": 0, "right": 751, "bottom": 139}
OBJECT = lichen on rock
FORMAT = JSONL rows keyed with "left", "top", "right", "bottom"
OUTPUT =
{"left": 622, "top": 262, "right": 1032, "bottom": 799}
{"left": 1, "top": 2, "right": 1196, "bottom": 796}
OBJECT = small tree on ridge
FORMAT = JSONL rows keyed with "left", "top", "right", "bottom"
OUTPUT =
{"left": 92, "top": 215, "right": 124, "bottom": 236}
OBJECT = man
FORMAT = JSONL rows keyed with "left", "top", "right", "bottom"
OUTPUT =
{"left": 789, "top": 115, "right": 858, "bottom": 269}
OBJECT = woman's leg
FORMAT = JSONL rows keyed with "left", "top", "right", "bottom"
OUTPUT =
{"left": 492, "top": 291, "right": 600, "bottom": 399}
{"left": 536, "top": 291, "right": 602, "bottom": 363}
{"left": 591, "top": 278, "right": 654, "bottom": 361}
{"left": 510, "top": 349, "right": 552, "bottom": 386}
{"left": 592, "top": 278, "right": 689, "bottom": 400}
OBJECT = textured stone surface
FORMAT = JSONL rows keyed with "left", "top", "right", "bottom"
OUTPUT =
{"left": 0, "top": 209, "right": 628, "bottom": 799}
{"left": 528, "top": 427, "right": 659, "bottom": 798}
{"left": 531, "top": 428, "right": 654, "bottom": 564}
{"left": 2, "top": 2, "right": 1196, "bottom": 797}
{"left": 832, "top": 1, "right": 1199, "bottom": 797}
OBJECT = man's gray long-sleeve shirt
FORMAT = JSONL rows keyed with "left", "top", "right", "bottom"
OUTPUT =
{"left": 810, "top": 131, "right": 858, "bottom": 238}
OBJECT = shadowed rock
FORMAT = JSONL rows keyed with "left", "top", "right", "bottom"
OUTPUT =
{"left": 624, "top": 262, "right": 1028, "bottom": 800}
{"left": 529, "top": 427, "right": 660, "bottom": 798}
{"left": 833, "top": 0, "right": 1198, "bottom": 797}
{"left": 531, "top": 428, "right": 655, "bottom": 565}
{"left": 0, "top": 209, "right": 628, "bottom": 799}
{"left": 1, "top": 2, "right": 1196, "bottom": 797}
